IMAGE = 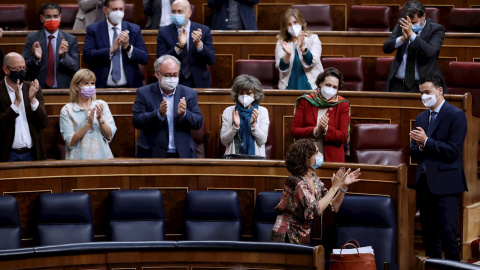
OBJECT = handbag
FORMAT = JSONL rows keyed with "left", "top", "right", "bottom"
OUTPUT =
{"left": 329, "top": 239, "right": 377, "bottom": 270}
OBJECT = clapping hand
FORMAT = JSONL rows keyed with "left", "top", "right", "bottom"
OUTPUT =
{"left": 58, "top": 39, "right": 69, "bottom": 58}
{"left": 232, "top": 109, "right": 240, "bottom": 128}
{"left": 250, "top": 108, "right": 258, "bottom": 128}
{"left": 178, "top": 26, "right": 187, "bottom": 49}
{"left": 159, "top": 99, "right": 168, "bottom": 117}
{"left": 400, "top": 16, "right": 413, "bottom": 38}
{"left": 191, "top": 28, "right": 203, "bottom": 49}
{"left": 344, "top": 168, "right": 361, "bottom": 186}
{"left": 28, "top": 79, "right": 40, "bottom": 103}
{"left": 177, "top": 97, "right": 186, "bottom": 116}
{"left": 281, "top": 40, "right": 292, "bottom": 56}
{"left": 32, "top": 41, "right": 42, "bottom": 61}
{"left": 317, "top": 113, "right": 329, "bottom": 133}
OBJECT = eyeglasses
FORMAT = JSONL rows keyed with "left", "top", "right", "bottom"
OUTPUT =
{"left": 159, "top": 72, "right": 179, "bottom": 78}
{"left": 6, "top": 66, "right": 28, "bottom": 72}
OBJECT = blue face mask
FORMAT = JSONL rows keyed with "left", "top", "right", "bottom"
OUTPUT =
{"left": 172, "top": 14, "right": 186, "bottom": 27}
{"left": 311, "top": 156, "right": 324, "bottom": 170}
{"left": 412, "top": 20, "right": 424, "bottom": 33}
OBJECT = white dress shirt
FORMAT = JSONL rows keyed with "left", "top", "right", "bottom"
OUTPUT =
{"left": 106, "top": 19, "right": 133, "bottom": 87}
{"left": 5, "top": 80, "right": 39, "bottom": 149}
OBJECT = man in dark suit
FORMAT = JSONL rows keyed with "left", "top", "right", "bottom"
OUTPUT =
{"left": 383, "top": 1, "right": 445, "bottom": 93}
{"left": 410, "top": 72, "right": 467, "bottom": 260}
{"left": 156, "top": 0, "right": 215, "bottom": 88}
{"left": 0, "top": 52, "right": 49, "bottom": 162}
{"left": 83, "top": 0, "right": 149, "bottom": 88}
{"left": 22, "top": 3, "right": 79, "bottom": 89}
{"left": 143, "top": 0, "right": 175, "bottom": 29}
{"left": 208, "top": 0, "right": 259, "bottom": 30}
{"left": 132, "top": 55, "right": 203, "bottom": 158}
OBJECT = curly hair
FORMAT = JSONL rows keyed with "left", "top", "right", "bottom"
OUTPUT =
{"left": 231, "top": 74, "right": 264, "bottom": 103}
{"left": 315, "top": 67, "right": 344, "bottom": 90}
{"left": 285, "top": 139, "right": 317, "bottom": 176}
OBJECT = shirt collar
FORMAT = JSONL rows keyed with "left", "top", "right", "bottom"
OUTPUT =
{"left": 5, "top": 79, "right": 22, "bottom": 94}
{"left": 160, "top": 85, "right": 176, "bottom": 97}
{"left": 72, "top": 100, "right": 97, "bottom": 112}
{"left": 431, "top": 99, "right": 445, "bottom": 114}
{"left": 176, "top": 20, "right": 191, "bottom": 32}
{"left": 107, "top": 18, "right": 121, "bottom": 30}
{"left": 44, "top": 29, "right": 59, "bottom": 39}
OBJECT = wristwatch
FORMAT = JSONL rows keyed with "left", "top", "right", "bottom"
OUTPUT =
{"left": 176, "top": 42, "right": 184, "bottom": 50}
{"left": 125, "top": 45, "right": 132, "bottom": 51}
{"left": 303, "top": 47, "right": 308, "bottom": 53}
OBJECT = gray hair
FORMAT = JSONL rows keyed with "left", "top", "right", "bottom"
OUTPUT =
{"left": 231, "top": 74, "right": 264, "bottom": 103}
{"left": 154, "top": 55, "right": 181, "bottom": 71}
{"left": 401, "top": 1, "right": 426, "bottom": 18}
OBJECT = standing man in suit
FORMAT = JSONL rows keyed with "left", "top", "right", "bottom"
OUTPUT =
{"left": 144, "top": 0, "right": 174, "bottom": 30}
{"left": 383, "top": 1, "right": 445, "bottom": 93}
{"left": 0, "top": 52, "right": 49, "bottom": 162}
{"left": 156, "top": 0, "right": 215, "bottom": 88}
{"left": 132, "top": 55, "right": 203, "bottom": 158}
{"left": 208, "top": 0, "right": 259, "bottom": 30}
{"left": 410, "top": 72, "right": 467, "bottom": 260}
{"left": 83, "top": 0, "right": 149, "bottom": 88}
{"left": 22, "top": 3, "right": 79, "bottom": 89}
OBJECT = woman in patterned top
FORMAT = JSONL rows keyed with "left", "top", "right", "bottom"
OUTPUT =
{"left": 270, "top": 138, "right": 360, "bottom": 244}
{"left": 60, "top": 69, "right": 116, "bottom": 160}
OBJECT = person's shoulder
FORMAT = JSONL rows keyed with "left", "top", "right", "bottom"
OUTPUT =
{"left": 426, "top": 19, "right": 445, "bottom": 31}
{"left": 124, "top": 21, "right": 142, "bottom": 31}
{"left": 258, "top": 105, "right": 269, "bottom": 113}
{"left": 177, "top": 84, "right": 197, "bottom": 95}
{"left": 25, "top": 30, "right": 41, "bottom": 40}
{"left": 60, "top": 30, "right": 78, "bottom": 40}
{"left": 285, "top": 175, "right": 304, "bottom": 189}
{"left": 138, "top": 82, "right": 157, "bottom": 92}
{"left": 192, "top": 22, "right": 211, "bottom": 31}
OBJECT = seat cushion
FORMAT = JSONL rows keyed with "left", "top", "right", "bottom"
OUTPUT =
{"left": 348, "top": 5, "right": 392, "bottom": 31}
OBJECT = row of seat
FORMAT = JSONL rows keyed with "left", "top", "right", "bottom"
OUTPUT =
{"left": 0, "top": 190, "right": 397, "bottom": 270}
{"left": 235, "top": 59, "right": 480, "bottom": 116}
{"left": 1, "top": 4, "right": 479, "bottom": 32}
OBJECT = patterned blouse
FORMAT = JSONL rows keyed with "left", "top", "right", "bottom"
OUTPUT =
{"left": 270, "top": 173, "right": 333, "bottom": 245}
{"left": 60, "top": 100, "right": 117, "bottom": 160}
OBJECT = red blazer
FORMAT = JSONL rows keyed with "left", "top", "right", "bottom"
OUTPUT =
{"left": 291, "top": 99, "right": 350, "bottom": 162}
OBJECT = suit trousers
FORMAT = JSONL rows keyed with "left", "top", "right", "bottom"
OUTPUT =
{"left": 390, "top": 77, "right": 420, "bottom": 93}
{"left": 417, "top": 174, "right": 461, "bottom": 260}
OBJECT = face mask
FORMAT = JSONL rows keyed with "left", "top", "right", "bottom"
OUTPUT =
{"left": 320, "top": 86, "right": 337, "bottom": 100}
{"left": 421, "top": 92, "right": 437, "bottom": 108}
{"left": 287, "top": 24, "right": 302, "bottom": 37}
{"left": 310, "top": 155, "right": 324, "bottom": 170}
{"left": 8, "top": 70, "right": 26, "bottom": 84}
{"left": 44, "top": 19, "right": 60, "bottom": 32}
{"left": 412, "top": 19, "right": 424, "bottom": 33}
{"left": 80, "top": 86, "right": 96, "bottom": 99}
{"left": 238, "top": 95, "right": 255, "bottom": 108}
{"left": 160, "top": 76, "right": 179, "bottom": 91}
{"left": 172, "top": 14, "right": 186, "bottom": 27}
{"left": 108, "top": 10, "right": 124, "bottom": 25}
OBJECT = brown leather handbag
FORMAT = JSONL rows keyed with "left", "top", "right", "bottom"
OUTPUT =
{"left": 329, "top": 240, "right": 377, "bottom": 270}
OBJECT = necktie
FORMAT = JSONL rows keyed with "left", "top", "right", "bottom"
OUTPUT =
{"left": 428, "top": 111, "right": 437, "bottom": 131}
{"left": 45, "top": 35, "right": 55, "bottom": 88}
{"left": 111, "top": 27, "right": 121, "bottom": 83}
{"left": 404, "top": 44, "right": 416, "bottom": 89}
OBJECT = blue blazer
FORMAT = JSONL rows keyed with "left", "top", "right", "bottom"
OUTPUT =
{"left": 156, "top": 22, "right": 215, "bottom": 88}
{"left": 132, "top": 83, "right": 204, "bottom": 158}
{"left": 83, "top": 20, "right": 149, "bottom": 88}
{"left": 410, "top": 101, "right": 468, "bottom": 195}
{"left": 22, "top": 30, "right": 79, "bottom": 89}
{"left": 383, "top": 18, "right": 445, "bottom": 93}
{"left": 208, "top": 0, "right": 258, "bottom": 30}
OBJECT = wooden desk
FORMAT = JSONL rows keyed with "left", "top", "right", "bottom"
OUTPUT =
{"left": 0, "top": 159, "right": 409, "bottom": 270}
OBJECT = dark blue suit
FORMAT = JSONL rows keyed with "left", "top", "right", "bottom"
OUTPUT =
{"left": 132, "top": 83, "right": 203, "bottom": 158}
{"left": 83, "top": 20, "right": 149, "bottom": 88}
{"left": 207, "top": 0, "right": 259, "bottom": 30}
{"left": 156, "top": 22, "right": 215, "bottom": 88}
{"left": 410, "top": 100, "right": 468, "bottom": 260}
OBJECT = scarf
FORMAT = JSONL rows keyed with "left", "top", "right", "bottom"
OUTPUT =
{"left": 235, "top": 102, "right": 259, "bottom": 155}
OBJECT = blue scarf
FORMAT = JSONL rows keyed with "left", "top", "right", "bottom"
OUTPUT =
{"left": 235, "top": 102, "right": 259, "bottom": 155}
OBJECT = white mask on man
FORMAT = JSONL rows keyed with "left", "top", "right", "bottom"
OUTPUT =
{"left": 108, "top": 10, "right": 124, "bottom": 25}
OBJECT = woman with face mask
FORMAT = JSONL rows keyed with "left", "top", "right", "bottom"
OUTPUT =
{"left": 275, "top": 8, "right": 324, "bottom": 90}
{"left": 220, "top": 74, "right": 270, "bottom": 157}
{"left": 270, "top": 139, "right": 360, "bottom": 244}
{"left": 291, "top": 67, "right": 350, "bottom": 162}
{"left": 60, "top": 69, "right": 117, "bottom": 160}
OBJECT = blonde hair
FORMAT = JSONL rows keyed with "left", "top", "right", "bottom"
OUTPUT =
{"left": 277, "top": 8, "right": 309, "bottom": 42}
{"left": 69, "top": 69, "right": 97, "bottom": 103}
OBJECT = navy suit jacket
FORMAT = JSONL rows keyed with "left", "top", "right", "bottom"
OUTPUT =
{"left": 410, "top": 101, "right": 468, "bottom": 195}
{"left": 156, "top": 22, "right": 215, "bottom": 88}
{"left": 22, "top": 30, "right": 79, "bottom": 89}
{"left": 83, "top": 20, "right": 149, "bottom": 88}
{"left": 132, "top": 83, "right": 204, "bottom": 158}
{"left": 207, "top": 0, "right": 258, "bottom": 30}
{"left": 383, "top": 18, "right": 445, "bottom": 92}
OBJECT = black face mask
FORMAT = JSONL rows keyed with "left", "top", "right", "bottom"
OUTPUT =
{"left": 8, "top": 70, "right": 26, "bottom": 84}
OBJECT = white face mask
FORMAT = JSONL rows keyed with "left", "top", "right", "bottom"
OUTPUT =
{"left": 421, "top": 90, "right": 438, "bottom": 108}
{"left": 287, "top": 24, "right": 302, "bottom": 37}
{"left": 320, "top": 86, "right": 337, "bottom": 100}
{"left": 238, "top": 95, "right": 255, "bottom": 108}
{"left": 160, "top": 76, "right": 179, "bottom": 91}
{"left": 108, "top": 10, "right": 124, "bottom": 25}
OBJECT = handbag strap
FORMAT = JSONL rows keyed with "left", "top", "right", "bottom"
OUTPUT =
{"left": 340, "top": 242, "right": 360, "bottom": 257}
{"left": 346, "top": 239, "right": 360, "bottom": 248}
